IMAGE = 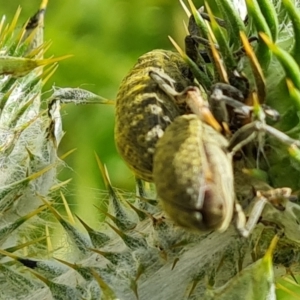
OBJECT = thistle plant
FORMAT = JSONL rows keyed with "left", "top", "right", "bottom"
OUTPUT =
{"left": 1, "top": 1, "right": 300, "bottom": 300}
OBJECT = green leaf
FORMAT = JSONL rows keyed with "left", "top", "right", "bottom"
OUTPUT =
{"left": 205, "top": 236, "right": 278, "bottom": 300}
{"left": 260, "top": 32, "right": 300, "bottom": 90}
{"left": 0, "top": 55, "right": 71, "bottom": 77}
{"left": 205, "top": 3, "right": 236, "bottom": 72}
{"left": 257, "top": 0, "right": 278, "bottom": 41}
{"left": 246, "top": 0, "right": 272, "bottom": 70}
{"left": 214, "top": 0, "right": 246, "bottom": 48}
{"left": 282, "top": 0, "right": 300, "bottom": 65}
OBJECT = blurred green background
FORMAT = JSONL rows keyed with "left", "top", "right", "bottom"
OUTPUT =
{"left": 0, "top": 0, "right": 199, "bottom": 225}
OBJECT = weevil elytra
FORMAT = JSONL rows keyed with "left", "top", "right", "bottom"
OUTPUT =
{"left": 153, "top": 112, "right": 235, "bottom": 232}
{"left": 115, "top": 49, "right": 194, "bottom": 182}
{"left": 152, "top": 79, "right": 299, "bottom": 237}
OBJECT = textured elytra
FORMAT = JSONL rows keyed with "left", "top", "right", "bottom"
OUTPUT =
{"left": 115, "top": 49, "right": 194, "bottom": 182}
{"left": 153, "top": 114, "right": 234, "bottom": 232}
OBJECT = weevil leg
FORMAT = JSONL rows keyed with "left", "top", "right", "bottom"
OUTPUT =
{"left": 210, "top": 83, "right": 281, "bottom": 131}
{"left": 228, "top": 122, "right": 259, "bottom": 154}
{"left": 263, "top": 123, "right": 300, "bottom": 147}
{"left": 235, "top": 193, "right": 268, "bottom": 238}
{"left": 259, "top": 187, "right": 292, "bottom": 210}
{"left": 211, "top": 83, "right": 245, "bottom": 104}
{"left": 210, "top": 83, "right": 250, "bottom": 124}
{"left": 149, "top": 70, "right": 179, "bottom": 97}
{"left": 150, "top": 70, "right": 250, "bottom": 121}
{"left": 150, "top": 71, "right": 223, "bottom": 131}
{"left": 182, "top": 87, "right": 222, "bottom": 132}
{"left": 234, "top": 203, "right": 247, "bottom": 236}
{"left": 236, "top": 188, "right": 293, "bottom": 237}
{"left": 261, "top": 104, "right": 280, "bottom": 121}
{"left": 210, "top": 84, "right": 280, "bottom": 122}
{"left": 228, "top": 120, "right": 300, "bottom": 155}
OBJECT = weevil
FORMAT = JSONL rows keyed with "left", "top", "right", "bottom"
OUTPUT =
{"left": 153, "top": 112, "right": 234, "bottom": 232}
{"left": 151, "top": 76, "right": 299, "bottom": 237}
{"left": 115, "top": 49, "right": 194, "bottom": 182}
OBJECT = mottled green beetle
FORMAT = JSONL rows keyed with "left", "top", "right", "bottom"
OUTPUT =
{"left": 115, "top": 49, "right": 194, "bottom": 181}
{"left": 153, "top": 112, "right": 234, "bottom": 232}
